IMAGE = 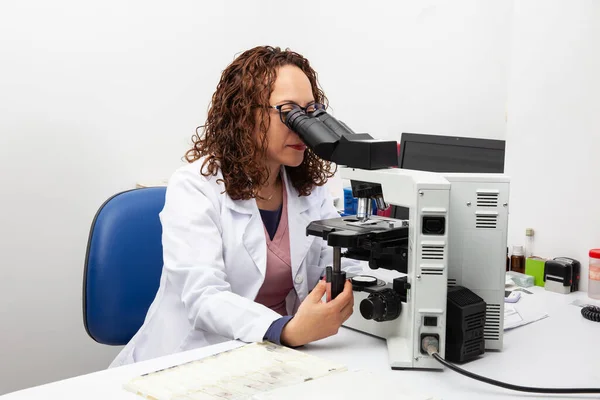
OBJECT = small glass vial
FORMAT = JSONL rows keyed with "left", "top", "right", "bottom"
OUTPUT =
{"left": 511, "top": 245, "right": 525, "bottom": 274}
{"left": 589, "top": 249, "right": 600, "bottom": 300}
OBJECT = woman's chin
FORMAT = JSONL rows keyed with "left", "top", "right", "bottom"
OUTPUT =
{"left": 281, "top": 154, "right": 305, "bottom": 168}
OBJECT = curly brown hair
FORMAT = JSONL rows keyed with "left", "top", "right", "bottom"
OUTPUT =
{"left": 185, "top": 45, "right": 336, "bottom": 200}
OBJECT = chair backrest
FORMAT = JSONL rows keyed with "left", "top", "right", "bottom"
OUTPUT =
{"left": 83, "top": 187, "right": 166, "bottom": 345}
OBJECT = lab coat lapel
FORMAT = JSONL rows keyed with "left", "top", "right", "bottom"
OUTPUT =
{"left": 283, "top": 169, "right": 316, "bottom": 282}
{"left": 223, "top": 195, "right": 267, "bottom": 277}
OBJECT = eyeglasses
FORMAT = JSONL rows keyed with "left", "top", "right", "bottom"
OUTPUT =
{"left": 270, "top": 102, "right": 326, "bottom": 124}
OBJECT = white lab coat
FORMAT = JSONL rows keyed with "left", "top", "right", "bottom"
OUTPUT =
{"left": 110, "top": 159, "right": 361, "bottom": 367}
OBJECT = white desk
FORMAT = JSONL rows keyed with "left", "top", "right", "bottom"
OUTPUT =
{"left": 3, "top": 287, "right": 600, "bottom": 400}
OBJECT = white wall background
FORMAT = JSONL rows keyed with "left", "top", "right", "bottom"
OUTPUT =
{"left": 0, "top": 0, "right": 513, "bottom": 394}
{"left": 505, "top": 0, "right": 600, "bottom": 291}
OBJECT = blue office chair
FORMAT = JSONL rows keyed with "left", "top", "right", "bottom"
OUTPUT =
{"left": 83, "top": 187, "right": 166, "bottom": 345}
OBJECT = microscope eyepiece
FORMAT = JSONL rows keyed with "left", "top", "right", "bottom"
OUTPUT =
{"left": 310, "top": 108, "right": 355, "bottom": 136}
{"left": 284, "top": 106, "right": 339, "bottom": 160}
{"left": 282, "top": 104, "right": 398, "bottom": 169}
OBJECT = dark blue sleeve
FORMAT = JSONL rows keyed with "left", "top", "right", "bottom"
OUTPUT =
{"left": 264, "top": 316, "right": 293, "bottom": 345}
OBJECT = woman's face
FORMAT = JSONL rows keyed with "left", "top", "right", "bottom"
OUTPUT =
{"left": 262, "top": 64, "right": 314, "bottom": 168}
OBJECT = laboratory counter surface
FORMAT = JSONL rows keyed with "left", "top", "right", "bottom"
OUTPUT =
{"left": 2, "top": 287, "right": 600, "bottom": 400}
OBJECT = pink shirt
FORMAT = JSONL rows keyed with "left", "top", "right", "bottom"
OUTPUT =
{"left": 254, "top": 182, "right": 294, "bottom": 316}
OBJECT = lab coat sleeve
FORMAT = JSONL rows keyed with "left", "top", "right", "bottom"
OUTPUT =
{"left": 160, "top": 168, "right": 281, "bottom": 343}
{"left": 317, "top": 185, "right": 364, "bottom": 276}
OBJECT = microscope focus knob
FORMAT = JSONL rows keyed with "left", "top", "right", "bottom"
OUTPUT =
{"left": 359, "top": 289, "right": 402, "bottom": 322}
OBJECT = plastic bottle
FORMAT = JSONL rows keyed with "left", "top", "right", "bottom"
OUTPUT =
{"left": 525, "top": 228, "right": 534, "bottom": 257}
{"left": 589, "top": 249, "right": 600, "bottom": 300}
{"left": 511, "top": 245, "right": 525, "bottom": 274}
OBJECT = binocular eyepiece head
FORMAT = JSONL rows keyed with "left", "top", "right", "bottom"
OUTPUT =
{"left": 281, "top": 104, "right": 398, "bottom": 170}
{"left": 283, "top": 105, "right": 353, "bottom": 161}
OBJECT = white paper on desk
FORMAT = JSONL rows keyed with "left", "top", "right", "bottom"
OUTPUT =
{"left": 253, "top": 370, "right": 438, "bottom": 400}
{"left": 570, "top": 298, "right": 600, "bottom": 308}
{"left": 124, "top": 342, "right": 347, "bottom": 400}
{"left": 504, "top": 303, "right": 549, "bottom": 330}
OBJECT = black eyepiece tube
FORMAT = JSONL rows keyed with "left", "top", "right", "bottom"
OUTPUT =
{"left": 285, "top": 107, "right": 339, "bottom": 160}
{"left": 310, "top": 109, "right": 355, "bottom": 136}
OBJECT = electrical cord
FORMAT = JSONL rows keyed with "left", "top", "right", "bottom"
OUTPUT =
{"left": 581, "top": 305, "right": 600, "bottom": 322}
{"left": 421, "top": 337, "right": 600, "bottom": 394}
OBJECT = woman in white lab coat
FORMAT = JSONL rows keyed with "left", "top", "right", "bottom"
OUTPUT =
{"left": 110, "top": 46, "right": 361, "bottom": 367}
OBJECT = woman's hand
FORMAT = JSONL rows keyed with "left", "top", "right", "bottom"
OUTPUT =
{"left": 280, "top": 279, "right": 354, "bottom": 347}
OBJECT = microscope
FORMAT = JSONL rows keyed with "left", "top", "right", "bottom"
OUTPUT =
{"left": 284, "top": 106, "right": 509, "bottom": 370}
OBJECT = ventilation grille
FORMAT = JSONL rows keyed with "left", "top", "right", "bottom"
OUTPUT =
{"left": 484, "top": 304, "right": 501, "bottom": 341}
{"left": 465, "top": 311, "right": 486, "bottom": 330}
{"left": 447, "top": 278, "right": 457, "bottom": 287}
{"left": 448, "top": 286, "right": 485, "bottom": 307}
{"left": 421, "top": 266, "right": 444, "bottom": 276}
{"left": 422, "top": 244, "right": 444, "bottom": 260}
{"left": 476, "top": 191, "right": 499, "bottom": 207}
{"left": 464, "top": 338, "right": 483, "bottom": 354}
{"left": 476, "top": 213, "right": 498, "bottom": 229}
